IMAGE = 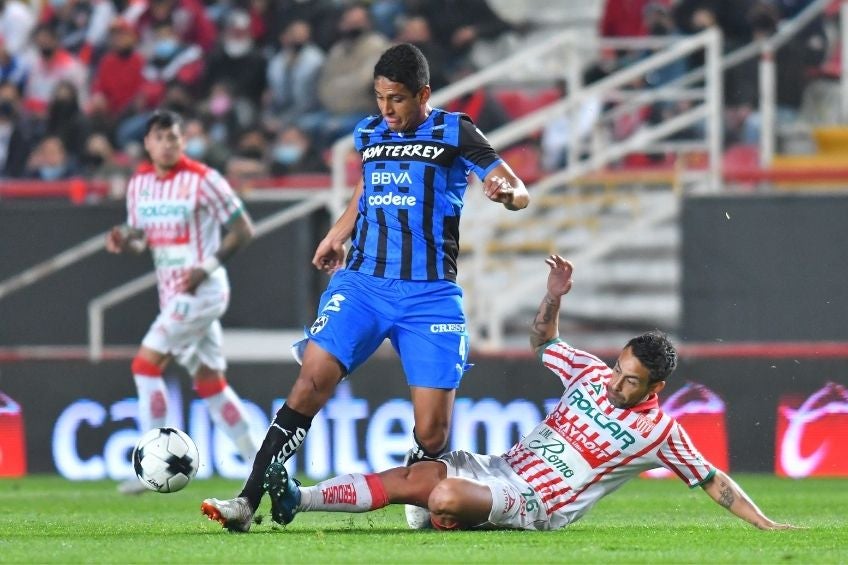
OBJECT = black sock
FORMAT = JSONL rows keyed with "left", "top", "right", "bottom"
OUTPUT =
{"left": 405, "top": 427, "right": 446, "bottom": 465}
{"left": 239, "top": 403, "right": 312, "bottom": 510}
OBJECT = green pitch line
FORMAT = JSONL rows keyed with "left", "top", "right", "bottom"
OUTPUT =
{"left": 1, "top": 475, "right": 845, "bottom": 564}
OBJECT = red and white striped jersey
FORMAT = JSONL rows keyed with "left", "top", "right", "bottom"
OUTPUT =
{"left": 503, "top": 339, "right": 715, "bottom": 529}
{"left": 125, "top": 156, "right": 244, "bottom": 307}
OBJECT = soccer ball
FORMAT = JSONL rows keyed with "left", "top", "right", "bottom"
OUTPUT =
{"left": 132, "top": 427, "right": 199, "bottom": 493}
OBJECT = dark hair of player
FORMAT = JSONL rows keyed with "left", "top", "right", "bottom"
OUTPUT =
{"left": 626, "top": 330, "right": 678, "bottom": 383}
{"left": 373, "top": 43, "right": 430, "bottom": 95}
{"left": 144, "top": 109, "right": 183, "bottom": 136}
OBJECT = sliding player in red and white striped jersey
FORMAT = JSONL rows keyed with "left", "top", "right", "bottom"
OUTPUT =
{"left": 107, "top": 110, "right": 258, "bottom": 494}
{"left": 253, "top": 255, "right": 795, "bottom": 532}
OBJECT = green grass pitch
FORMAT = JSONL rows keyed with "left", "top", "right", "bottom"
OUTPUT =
{"left": 1, "top": 475, "right": 845, "bottom": 563}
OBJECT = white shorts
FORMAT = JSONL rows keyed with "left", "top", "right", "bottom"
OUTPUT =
{"left": 142, "top": 284, "right": 229, "bottom": 375}
{"left": 440, "top": 450, "right": 552, "bottom": 531}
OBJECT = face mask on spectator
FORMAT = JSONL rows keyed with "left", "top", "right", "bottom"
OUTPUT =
{"left": 82, "top": 152, "right": 105, "bottom": 168}
{"left": 184, "top": 137, "right": 207, "bottom": 158}
{"left": 239, "top": 146, "right": 264, "bottom": 160}
{"left": 39, "top": 165, "right": 66, "bottom": 180}
{"left": 287, "top": 41, "right": 306, "bottom": 54}
{"left": 272, "top": 143, "right": 304, "bottom": 165}
{"left": 209, "top": 94, "right": 232, "bottom": 116}
{"left": 0, "top": 100, "right": 14, "bottom": 118}
{"left": 224, "top": 38, "right": 252, "bottom": 58}
{"left": 153, "top": 38, "right": 179, "bottom": 60}
{"left": 50, "top": 0, "right": 68, "bottom": 7}
{"left": 341, "top": 27, "right": 365, "bottom": 41}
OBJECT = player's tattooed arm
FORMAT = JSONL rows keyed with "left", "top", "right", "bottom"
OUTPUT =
{"left": 701, "top": 470, "right": 798, "bottom": 530}
{"left": 530, "top": 293, "right": 560, "bottom": 349}
{"left": 530, "top": 255, "right": 573, "bottom": 350}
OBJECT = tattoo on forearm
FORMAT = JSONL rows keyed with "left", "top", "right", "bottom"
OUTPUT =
{"left": 718, "top": 481, "right": 735, "bottom": 509}
{"left": 531, "top": 297, "right": 559, "bottom": 338}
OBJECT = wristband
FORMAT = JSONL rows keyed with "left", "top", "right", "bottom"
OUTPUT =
{"left": 200, "top": 255, "right": 221, "bottom": 275}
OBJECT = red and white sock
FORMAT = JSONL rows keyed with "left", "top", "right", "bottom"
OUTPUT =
{"left": 299, "top": 473, "right": 389, "bottom": 513}
{"left": 131, "top": 357, "right": 168, "bottom": 431}
{"left": 195, "top": 378, "right": 257, "bottom": 462}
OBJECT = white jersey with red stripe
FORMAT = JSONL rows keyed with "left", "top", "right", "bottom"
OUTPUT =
{"left": 125, "top": 156, "right": 244, "bottom": 307}
{"left": 502, "top": 338, "right": 715, "bottom": 530}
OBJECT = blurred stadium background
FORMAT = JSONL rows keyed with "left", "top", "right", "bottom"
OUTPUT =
{"left": 1, "top": 0, "right": 847, "bottom": 485}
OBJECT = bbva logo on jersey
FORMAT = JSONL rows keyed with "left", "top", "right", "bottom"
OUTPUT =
{"left": 370, "top": 171, "right": 412, "bottom": 186}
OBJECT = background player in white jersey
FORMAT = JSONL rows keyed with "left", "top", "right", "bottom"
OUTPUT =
{"left": 258, "top": 255, "right": 795, "bottom": 531}
{"left": 106, "top": 110, "right": 259, "bottom": 494}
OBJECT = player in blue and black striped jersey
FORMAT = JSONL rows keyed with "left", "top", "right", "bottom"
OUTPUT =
{"left": 201, "top": 43, "right": 529, "bottom": 533}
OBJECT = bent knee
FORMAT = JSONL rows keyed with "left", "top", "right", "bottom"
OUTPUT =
{"left": 427, "top": 479, "right": 464, "bottom": 515}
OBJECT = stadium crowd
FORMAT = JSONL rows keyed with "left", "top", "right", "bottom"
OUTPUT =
{"left": 0, "top": 0, "right": 836, "bottom": 188}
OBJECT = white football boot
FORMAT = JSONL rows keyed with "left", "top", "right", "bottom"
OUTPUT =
{"left": 117, "top": 478, "right": 149, "bottom": 495}
{"left": 403, "top": 448, "right": 434, "bottom": 529}
{"left": 201, "top": 497, "right": 254, "bottom": 533}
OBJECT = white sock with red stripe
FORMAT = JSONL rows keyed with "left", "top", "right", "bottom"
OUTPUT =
{"left": 195, "top": 378, "right": 257, "bottom": 463}
{"left": 299, "top": 473, "right": 389, "bottom": 513}
{"left": 131, "top": 357, "right": 168, "bottom": 431}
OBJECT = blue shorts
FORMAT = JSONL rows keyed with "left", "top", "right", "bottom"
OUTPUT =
{"left": 306, "top": 269, "right": 470, "bottom": 389}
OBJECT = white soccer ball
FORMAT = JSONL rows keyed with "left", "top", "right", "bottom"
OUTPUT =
{"left": 132, "top": 427, "right": 199, "bottom": 493}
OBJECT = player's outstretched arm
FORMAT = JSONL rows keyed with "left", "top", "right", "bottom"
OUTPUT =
{"left": 312, "top": 178, "right": 365, "bottom": 273}
{"left": 482, "top": 162, "right": 529, "bottom": 211}
{"left": 105, "top": 225, "right": 147, "bottom": 255}
{"left": 701, "top": 470, "right": 798, "bottom": 530}
{"left": 530, "top": 255, "right": 573, "bottom": 350}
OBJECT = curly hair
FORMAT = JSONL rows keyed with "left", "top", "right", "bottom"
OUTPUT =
{"left": 625, "top": 330, "right": 678, "bottom": 383}
{"left": 373, "top": 43, "right": 430, "bottom": 94}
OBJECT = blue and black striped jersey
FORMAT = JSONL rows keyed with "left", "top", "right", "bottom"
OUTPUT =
{"left": 347, "top": 109, "right": 503, "bottom": 281}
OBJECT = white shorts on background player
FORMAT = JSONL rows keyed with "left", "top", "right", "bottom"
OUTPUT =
{"left": 439, "top": 450, "right": 551, "bottom": 531}
{"left": 141, "top": 277, "right": 229, "bottom": 375}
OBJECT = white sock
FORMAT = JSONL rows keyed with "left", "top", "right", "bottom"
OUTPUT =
{"left": 201, "top": 384, "right": 257, "bottom": 461}
{"left": 299, "top": 473, "right": 389, "bottom": 513}
{"left": 133, "top": 374, "right": 168, "bottom": 431}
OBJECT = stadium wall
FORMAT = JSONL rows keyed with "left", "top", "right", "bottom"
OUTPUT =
{"left": 0, "top": 201, "right": 329, "bottom": 345}
{"left": 0, "top": 354, "right": 845, "bottom": 479}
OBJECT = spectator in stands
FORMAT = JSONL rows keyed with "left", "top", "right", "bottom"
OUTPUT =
{"left": 25, "top": 134, "right": 76, "bottom": 180}
{"left": 78, "top": 132, "right": 129, "bottom": 181}
{"left": 600, "top": 0, "right": 652, "bottom": 38}
{"left": 0, "top": 0, "right": 36, "bottom": 57}
{"left": 269, "top": 124, "right": 328, "bottom": 177}
{"left": 642, "top": 3, "right": 688, "bottom": 88}
{"left": 674, "top": 0, "right": 756, "bottom": 49}
{"left": 204, "top": 9, "right": 267, "bottom": 110}
{"left": 736, "top": 2, "right": 817, "bottom": 145}
{"left": 407, "top": 0, "right": 512, "bottom": 72}
{"left": 115, "top": 78, "right": 198, "bottom": 149}
{"left": 394, "top": 15, "right": 449, "bottom": 91}
{"left": 89, "top": 18, "right": 145, "bottom": 126}
{"left": 369, "top": 0, "right": 406, "bottom": 39}
{"left": 38, "top": 0, "right": 116, "bottom": 65}
{"left": 772, "top": 0, "right": 827, "bottom": 67}
{"left": 139, "top": 20, "right": 204, "bottom": 107}
{"left": 0, "top": 36, "right": 28, "bottom": 92}
{"left": 263, "top": 19, "right": 325, "bottom": 133}
{"left": 226, "top": 126, "right": 270, "bottom": 182}
{"left": 264, "top": 0, "right": 341, "bottom": 53}
{"left": 0, "top": 82, "right": 32, "bottom": 178}
{"left": 445, "top": 64, "right": 510, "bottom": 133}
{"left": 129, "top": 0, "right": 217, "bottom": 55}
{"left": 183, "top": 116, "right": 229, "bottom": 172}
{"left": 203, "top": 80, "right": 254, "bottom": 146}
{"left": 539, "top": 78, "right": 602, "bottom": 172}
{"left": 40, "top": 79, "right": 90, "bottom": 159}
{"left": 22, "top": 23, "right": 88, "bottom": 116}
{"left": 301, "top": 3, "right": 389, "bottom": 148}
